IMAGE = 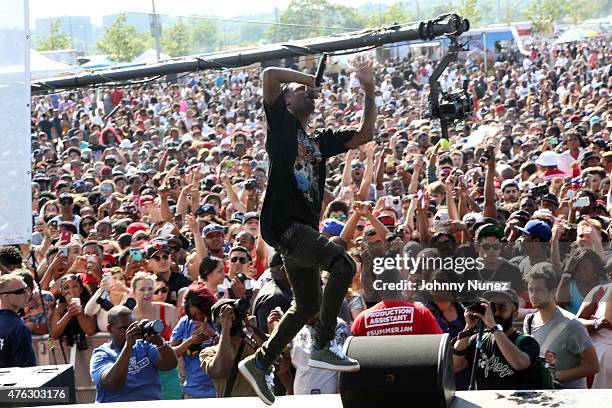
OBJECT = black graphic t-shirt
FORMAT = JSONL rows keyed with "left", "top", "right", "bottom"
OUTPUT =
{"left": 261, "top": 93, "right": 355, "bottom": 247}
{"left": 464, "top": 331, "right": 540, "bottom": 390}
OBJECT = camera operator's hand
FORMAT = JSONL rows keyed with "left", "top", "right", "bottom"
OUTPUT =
{"left": 219, "top": 304, "right": 235, "bottom": 332}
{"left": 463, "top": 308, "right": 480, "bottom": 330}
{"left": 144, "top": 332, "right": 164, "bottom": 347}
{"left": 267, "top": 307, "right": 284, "bottom": 334}
{"left": 472, "top": 301, "right": 497, "bottom": 329}
{"left": 229, "top": 277, "right": 246, "bottom": 299}
{"left": 125, "top": 321, "right": 143, "bottom": 348}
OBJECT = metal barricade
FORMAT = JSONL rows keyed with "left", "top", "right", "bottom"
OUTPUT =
{"left": 32, "top": 333, "right": 111, "bottom": 404}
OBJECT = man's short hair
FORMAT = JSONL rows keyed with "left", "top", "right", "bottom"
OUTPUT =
{"left": 107, "top": 305, "right": 134, "bottom": 326}
{"left": 0, "top": 273, "right": 24, "bottom": 293}
{"left": 0, "top": 246, "right": 23, "bottom": 268}
{"left": 229, "top": 245, "right": 252, "bottom": 261}
{"left": 524, "top": 263, "right": 558, "bottom": 291}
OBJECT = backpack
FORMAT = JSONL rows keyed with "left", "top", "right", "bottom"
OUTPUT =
{"left": 514, "top": 333, "right": 557, "bottom": 389}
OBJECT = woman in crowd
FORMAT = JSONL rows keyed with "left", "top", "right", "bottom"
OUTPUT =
{"left": 131, "top": 271, "right": 181, "bottom": 399}
{"left": 198, "top": 256, "right": 225, "bottom": 295}
{"left": 170, "top": 284, "right": 218, "bottom": 399}
{"left": 84, "top": 268, "right": 132, "bottom": 332}
{"left": 79, "top": 215, "right": 97, "bottom": 239}
{"left": 557, "top": 248, "right": 608, "bottom": 314}
{"left": 50, "top": 274, "right": 96, "bottom": 349}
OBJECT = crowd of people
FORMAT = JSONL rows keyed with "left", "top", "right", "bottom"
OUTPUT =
{"left": 0, "top": 33, "right": 611, "bottom": 403}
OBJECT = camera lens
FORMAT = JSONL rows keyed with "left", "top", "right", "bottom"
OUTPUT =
{"left": 139, "top": 319, "right": 164, "bottom": 336}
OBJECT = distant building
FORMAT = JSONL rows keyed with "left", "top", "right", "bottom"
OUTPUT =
{"left": 34, "top": 16, "right": 95, "bottom": 52}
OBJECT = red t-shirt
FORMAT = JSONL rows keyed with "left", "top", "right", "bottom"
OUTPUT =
{"left": 351, "top": 300, "right": 443, "bottom": 337}
{"left": 110, "top": 89, "right": 124, "bottom": 106}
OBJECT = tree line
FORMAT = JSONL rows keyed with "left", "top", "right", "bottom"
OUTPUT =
{"left": 34, "top": 0, "right": 608, "bottom": 62}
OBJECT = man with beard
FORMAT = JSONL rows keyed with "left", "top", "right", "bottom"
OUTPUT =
{"left": 203, "top": 224, "right": 226, "bottom": 259}
{"left": 238, "top": 57, "right": 376, "bottom": 405}
{"left": 452, "top": 289, "right": 540, "bottom": 390}
{"left": 524, "top": 266, "right": 599, "bottom": 388}
{"left": 500, "top": 180, "right": 520, "bottom": 204}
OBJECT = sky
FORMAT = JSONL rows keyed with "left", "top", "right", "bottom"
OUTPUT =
{"left": 29, "top": 0, "right": 401, "bottom": 27}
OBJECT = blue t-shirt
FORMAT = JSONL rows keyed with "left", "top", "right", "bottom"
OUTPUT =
{"left": 90, "top": 340, "right": 161, "bottom": 403}
{"left": 0, "top": 310, "right": 36, "bottom": 368}
{"left": 170, "top": 316, "right": 216, "bottom": 398}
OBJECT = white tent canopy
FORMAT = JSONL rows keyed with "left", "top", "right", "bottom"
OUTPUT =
{"left": 134, "top": 49, "right": 171, "bottom": 64}
{"left": 30, "top": 50, "right": 81, "bottom": 80}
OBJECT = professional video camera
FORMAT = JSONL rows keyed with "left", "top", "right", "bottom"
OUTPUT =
{"left": 437, "top": 88, "right": 474, "bottom": 122}
{"left": 426, "top": 15, "right": 474, "bottom": 139}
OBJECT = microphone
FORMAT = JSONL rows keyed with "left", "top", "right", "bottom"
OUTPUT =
{"left": 314, "top": 53, "right": 328, "bottom": 87}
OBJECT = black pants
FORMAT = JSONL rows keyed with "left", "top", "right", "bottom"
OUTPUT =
{"left": 255, "top": 224, "right": 356, "bottom": 368}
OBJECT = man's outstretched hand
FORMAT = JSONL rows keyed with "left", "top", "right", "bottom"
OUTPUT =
{"left": 354, "top": 56, "right": 374, "bottom": 90}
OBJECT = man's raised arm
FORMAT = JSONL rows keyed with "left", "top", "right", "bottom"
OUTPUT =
{"left": 345, "top": 57, "right": 377, "bottom": 150}
{"left": 261, "top": 67, "right": 316, "bottom": 105}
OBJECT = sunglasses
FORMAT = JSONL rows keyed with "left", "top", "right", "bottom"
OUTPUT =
{"left": 230, "top": 256, "right": 248, "bottom": 264}
{"left": 151, "top": 254, "right": 170, "bottom": 262}
{"left": 1, "top": 287, "right": 28, "bottom": 295}
{"left": 329, "top": 214, "right": 347, "bottom": 221}
{"left": 154, "top": 286, "right": 169, "bottom": 295}
{"left": 168, "top": 246, "right": 180, "bottom": 252}
{"left": 60, "top": 200, "right": 73, "bottom": 206}
{"left": 480, "top": 243, "right": 501, "bottom": 251}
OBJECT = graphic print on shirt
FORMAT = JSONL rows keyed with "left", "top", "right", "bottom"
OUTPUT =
{"left": 128, "top": 355, "right": 151, "bottom": 375}
{"left": 293, "top": 129, "right": 322, "bottom": 203}
{"left": 477, "top": 351, "right": 514, "bottom": 378}
{"left": 362, "top": 306, "right": 415, "bottom": 336}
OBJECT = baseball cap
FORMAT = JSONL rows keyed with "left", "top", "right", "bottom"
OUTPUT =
{"left": 483, "top": 288, "right": 520, "bottom": 311}
{"left": 196, "top": 204, "right": 217, "bottom": 216}
{"left": 320, "top": 219, "right": 345, "bottom": 236}
{"left": 462, "top": 212, "right": 484, "bottom": 225}
{"left": 501, "top": 179, "right": 518, "bottom": 190}
{"left": 535, "top": 151, "right": 559, "bottom": 167}
{"left": 475, "top": 223, "right": 504, "bottom": 241}
{"left": 581, "top": 151, "right": 601, "bottom": 163}
{"left": 516, "top": 219, "right": 552, "bottom": 242}
{"left": 145, "top": 240, "right": 170, "bottom": 259}
{"left": 592, "top": 139, "right": 607, "bottom": 149}
{"left": 508, "top": 210, "right": 531, "bottom": 222}
{"left": 126, "top": 222, "right": 148, "bottom": 235}
{"left": 242, "top": 212, "right": 260, "bottom": 224}
{"left": 540, "top": 193, "right": 559, "bottom": 207}
{"left": 203, "top": 223, "right": 225, "bottom": 237}
{"left": 119, "top": 139, "right": 133, "bottom": 149}
{"left": 230, "top": 212, "right": 245, "bottom": 224}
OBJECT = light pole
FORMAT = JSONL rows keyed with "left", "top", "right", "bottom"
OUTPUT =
{"left": 150, "top": 0, "right": 162, "bottom": 60}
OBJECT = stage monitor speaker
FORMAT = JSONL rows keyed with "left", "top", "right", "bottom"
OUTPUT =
{"left": 0, "top": 364, "right": 76, "bottom": 406}
{"left": 339, "top": 334, "right": 455, "bottom": 408}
